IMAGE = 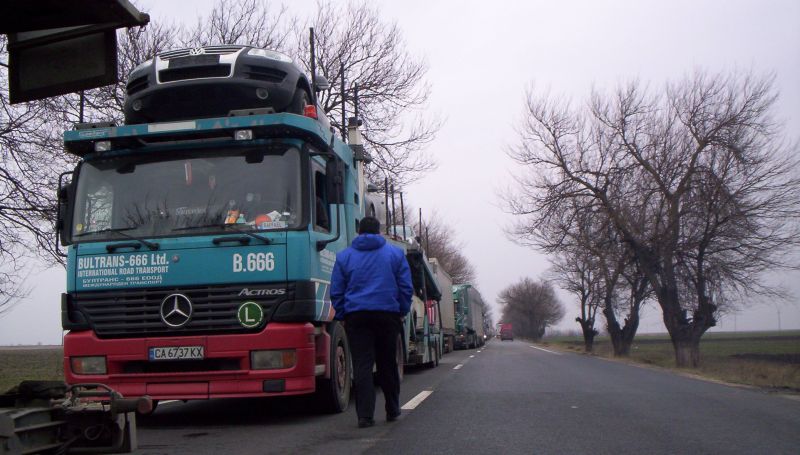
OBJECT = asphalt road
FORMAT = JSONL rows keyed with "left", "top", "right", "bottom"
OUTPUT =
{"left": 135, "top": 340, "right": 799, "bottom": 454}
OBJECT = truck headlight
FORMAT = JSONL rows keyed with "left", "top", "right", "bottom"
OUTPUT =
{"left": 251, "top": 350, "right": 296, "bottom": 370}
{"left": 71, "top": 356, "right": 107, "bottom": 375}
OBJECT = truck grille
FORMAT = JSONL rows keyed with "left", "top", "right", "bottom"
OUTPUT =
{"left": 72, "top": 283, "right": 291, "bottom": 338}
{"left": 158, "top": 45, "right": 244, "bottom": 60}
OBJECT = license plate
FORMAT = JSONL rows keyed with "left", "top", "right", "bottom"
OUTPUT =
{"left": 169, "top": 55, "right": 219, "bottom": 68}
{"left": 149, "top": 346, "right": 204, "bottom": 361}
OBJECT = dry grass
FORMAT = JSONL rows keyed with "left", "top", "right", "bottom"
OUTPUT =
{"left": 3, "top": 334, "right": 799, "bottom": 394}
{"left": 0, "top": 347, "right": 64, "bottom": 393}
{"left": 543, "top": 331, "right": 800, "bottom": 392}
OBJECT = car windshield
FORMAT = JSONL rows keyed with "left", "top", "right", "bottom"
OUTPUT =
{"left": 72, "top": 145, "right": 302, "bottom": 242}
{"left": 389, "top": 225, "right": 416, "bottom": 239}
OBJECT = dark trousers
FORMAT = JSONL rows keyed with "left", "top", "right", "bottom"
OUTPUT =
{"left": 345, "top": 311, "right": 402, "bottom": 420}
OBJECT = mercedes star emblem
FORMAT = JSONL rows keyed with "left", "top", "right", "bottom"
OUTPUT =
{"left": 160, "top": 294, "right": 193, "bottom": 328}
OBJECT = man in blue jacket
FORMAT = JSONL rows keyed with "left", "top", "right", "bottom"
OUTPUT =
{"left": 331, "top": 216, "right": 413, "bottom": 428}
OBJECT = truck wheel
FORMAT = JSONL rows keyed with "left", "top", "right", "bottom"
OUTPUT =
{"left": 433, "top": 341, "right": 440, "bottom": 367}
{"left": 425, "top": 342, "right": 436, "bottom": 369}
{"left": 396, "top": 333, "right": 405, "bottom": 382}
{"left": 316, "top": 322, "right": 351, "bottom": 413}
{"left": 288, "top": 88, "right": 310, "bottom": 114}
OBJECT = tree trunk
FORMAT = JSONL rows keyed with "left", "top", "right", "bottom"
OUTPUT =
{"left": 583, "top": 331, "right": 595, "bottom": 352}
{"left": 603, "top": 304, "right": 641, "bottom": 357}
{"left": 609, "top": 323, "right": 637, "bottom": 356}
{"left": 614, "top": 305, "right": 641, "bottom": 357}
{"left": 576, "top": 318, "right": 597, "bottom": 352}
{"left": 606, "top": 320, "right": 622, "bottom": 355}
{"left": 648, "top": 266, "right": 710, "bottom": 368}
{"left": 672, "top": 337, "right": 701, "bottom": 368}
{"left": 657, "top": 285, "right": 714, "bottom": 368}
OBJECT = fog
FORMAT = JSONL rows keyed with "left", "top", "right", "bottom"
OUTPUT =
{"left": 1, "top": 0, "right": 798, "bottom": 344}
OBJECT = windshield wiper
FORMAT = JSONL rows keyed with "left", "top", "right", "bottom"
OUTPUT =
{"left": 76, "top": 227, "right": 160, "bottom": 251}
{"left": 173, "top": 223, "right": 271, "bottom": 244}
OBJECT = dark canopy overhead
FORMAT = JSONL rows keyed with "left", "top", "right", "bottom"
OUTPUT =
{"left": 1, "top": 0, "right": 149, "bottom": 103}
{"left": 0, "top": 0, "right": 148, "bottom": 34}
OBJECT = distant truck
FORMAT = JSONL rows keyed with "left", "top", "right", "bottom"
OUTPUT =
{"left": 428, "top": 258, "right": 455, "bottom": 353}
{"left": 451, "top": 284, "right": 485, "bottom": 349}
{"left": 392, "top": 238, "right": 444, "bottom": 370}
{"left": 500, "top": 323, "right": 514, "bottom": 341}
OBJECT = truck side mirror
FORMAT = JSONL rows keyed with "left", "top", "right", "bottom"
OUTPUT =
{"left": 325, "top": 158, "right": 345, "bottom": 204}
{"left": 314, "top": 74, "right": 330, "bottom": 92}
{"left": 57, "top": 182, "right": 74, "bottom": 247}
{"left": 316, "top": 157, "right": 346, "bottom": 252}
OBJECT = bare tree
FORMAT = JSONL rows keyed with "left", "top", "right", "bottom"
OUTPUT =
{"left": 507, "top": 71, "right": 800, "bottom": 367}
{"left": 293, "top": 1, "right": 440, "bottom": 187}
{"left": 416, "top": 212, "right": 476, "bottom": 284}
{"left": 570, "top": 206, "right": 651, "bottom": 357}
{"left": 0, "top": 36, "right": 79, "bottom": 313}
{"left": 607, "top": 260, "right": 650, "bottom": 356}
{"left": 499, "top": 278, "right": 564, "bottom": 341}
{"left": 549, "top": 250, "right": 601, "bottom": 352}
{"left": 588, "top": 222, "right": 651, "bottom": 357}
{"left": 183, "top": 0, "right": 291, "bottom": 50}
{"left": 540, "top": 198, "right": 606, "bottom": 352}
{"left": 525, "top": 189, "right": 650, "bottom": 355}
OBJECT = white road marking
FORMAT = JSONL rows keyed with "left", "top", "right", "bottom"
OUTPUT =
{"left": 477, "top": 350, "right": 482, "bottom": 353}
{"left": 469, "top": 355, "right": 475, "bottom": 358}
{"left": 529, "top": 345, "right": 562, "bottom": 355}
{"left": 453, "top": 364, "right": 464, "bottom": 370}
{"left": 401, "top": 390, "right": 433, "bottom": 410}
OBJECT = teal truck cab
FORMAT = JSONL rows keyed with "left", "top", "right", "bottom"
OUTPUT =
{"left": 57, "top": 45, "right": 366, "bottom": 412}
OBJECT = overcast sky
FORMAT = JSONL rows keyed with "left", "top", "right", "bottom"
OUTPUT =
{"left": 1, "top": 0, "right": 798, "bottom": 344}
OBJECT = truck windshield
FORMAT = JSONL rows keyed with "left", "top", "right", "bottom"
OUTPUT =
{"left": 72, "top": 145, "right": 302, "bottom": 242}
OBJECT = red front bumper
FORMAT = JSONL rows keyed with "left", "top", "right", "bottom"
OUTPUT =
{"left": 63, "top": 323, "right": 323, "bottom": 400}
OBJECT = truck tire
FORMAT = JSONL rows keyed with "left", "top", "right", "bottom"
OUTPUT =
{"left": 425, "top": 342, "right": 436, "bottom": 369}
{"left": 316, "top": 322, "right": 351, "bottom": 413}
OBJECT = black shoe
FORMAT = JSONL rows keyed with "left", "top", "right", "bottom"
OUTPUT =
{"left": 358, "top": 417, "right": 375, "bottom": 428}
{"left": 387, "top": 411, "right": 401, "bottom": 422}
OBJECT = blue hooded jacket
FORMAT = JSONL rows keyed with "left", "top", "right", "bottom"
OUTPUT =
{"left": 330, "top": 234, "right": 413, "bottom": 319}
